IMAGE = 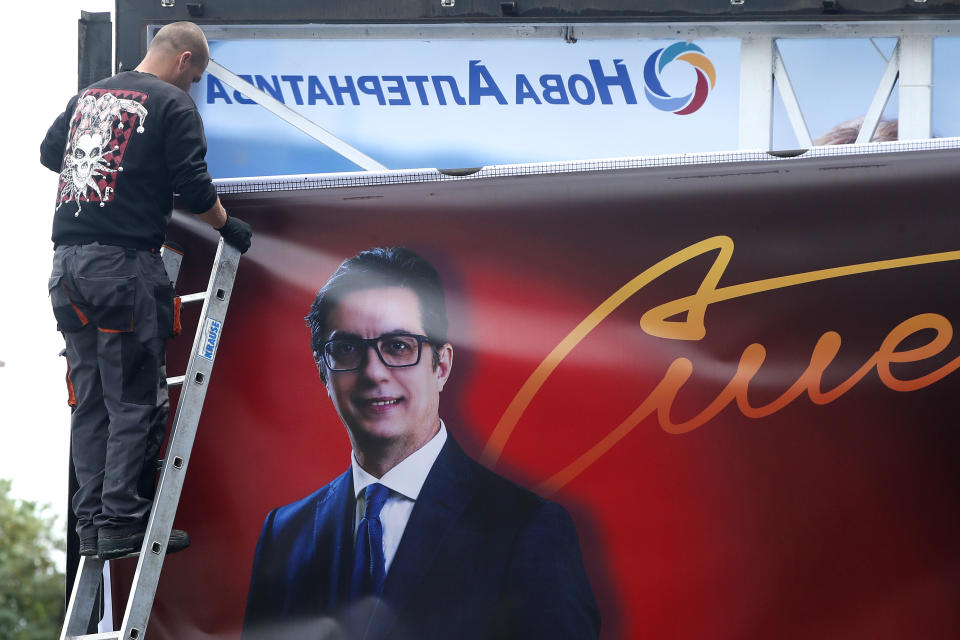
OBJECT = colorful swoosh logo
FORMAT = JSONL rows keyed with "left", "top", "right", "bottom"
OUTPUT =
{"left": 643, "top": 42, "right": 717, "bottom": 115}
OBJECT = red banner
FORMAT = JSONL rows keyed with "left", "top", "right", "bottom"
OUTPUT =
{"left": 113, "top": 148, "right": 960, "bottom": 639}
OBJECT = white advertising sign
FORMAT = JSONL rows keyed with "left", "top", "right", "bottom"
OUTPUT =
{"left": 190, "top": 35, "right": 959, "bottom": 178}
{"left": 193, "top": 38, "right": 740, "bottom": 176}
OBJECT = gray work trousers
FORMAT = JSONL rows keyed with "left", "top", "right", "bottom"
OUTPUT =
{"left": 49, "top": 243, "right": 174, "bottom": 540}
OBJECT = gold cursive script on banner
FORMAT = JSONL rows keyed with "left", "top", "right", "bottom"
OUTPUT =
{"left": 481, "top": 236, "right": 960, "bottom": 494}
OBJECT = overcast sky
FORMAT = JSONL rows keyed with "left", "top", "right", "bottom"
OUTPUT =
{"left": 0, "top": 1, "right": 114, "bottom": 537}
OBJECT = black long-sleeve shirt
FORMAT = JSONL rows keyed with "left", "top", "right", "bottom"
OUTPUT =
{"left": 41, "top": 70, "right": 218, "bottom": 250}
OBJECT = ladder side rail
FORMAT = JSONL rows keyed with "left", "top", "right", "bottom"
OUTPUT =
{"left": 60, "top": 557, "right": 107, "bottom": 640}
{"left": 159, "top": 244, "right": 184, "bottom": 288}
{"left": 117, "top": 239, "right": 241, "bottom": 640}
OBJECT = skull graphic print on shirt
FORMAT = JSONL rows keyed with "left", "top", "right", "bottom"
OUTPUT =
{"left": 57, "top": 89, "right": 148, "bottom": 216}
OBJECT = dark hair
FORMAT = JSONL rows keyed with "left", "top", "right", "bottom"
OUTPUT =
{"left": 306, "top": 247, "right": 448, "bottom": 377}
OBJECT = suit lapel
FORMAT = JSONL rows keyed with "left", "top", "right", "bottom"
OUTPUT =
{"left": 311, "top": 470, "right": 356, "bottom": 613}
{"left": 363, "top": 437, "right": 475, "bottom": 640}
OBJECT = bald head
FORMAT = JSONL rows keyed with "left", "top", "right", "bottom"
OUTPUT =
{"left": 149, "top": 22, "right": 209, "bottom": 66}
{"left": 137, "top": 22, "right": 209, "bottom": 92}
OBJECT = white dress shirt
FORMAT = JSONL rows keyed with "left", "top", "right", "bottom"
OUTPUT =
{"left": 351, "top": 422, "right": 447, "bottom": 573}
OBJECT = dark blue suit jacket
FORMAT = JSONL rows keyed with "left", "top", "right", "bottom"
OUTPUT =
{"left": 242, "top": 436, "right": 600, "bottom": 639}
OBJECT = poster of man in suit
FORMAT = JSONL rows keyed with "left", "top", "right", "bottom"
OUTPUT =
{"left": 241, "top": 247, "right": 600, "bottom": 640}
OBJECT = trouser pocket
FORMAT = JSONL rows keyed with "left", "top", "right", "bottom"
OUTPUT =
{"left": 155, "top": 283, "right": 175, "bottom": 338}
{"left": 78, "top": 274, "right": 137, "bottom": 332}
{"left": 48, "top": 274, "right": 88, "bottom": 331}
{"left": 119, "top": 333, "right": 162, "bottom": 405}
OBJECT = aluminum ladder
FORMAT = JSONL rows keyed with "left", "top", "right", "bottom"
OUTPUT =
{"left": 60, "top": 238, "right": 242, "bottom": 640}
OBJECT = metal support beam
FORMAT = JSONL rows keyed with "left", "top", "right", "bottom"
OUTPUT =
{"left": 856, "top": 41, "right": 900, "bottom": 144}
{"left": 205, "top": 60, "right": 389, "bottom": 172}
{"left": 772, "top": 43, "right": 812, "bottom": 148}
{"left": 739, "top": 37, "right": 774, "bottom": 150}
{"left": 898, "top": 35, "right": 933, "bottom": 140}
{"left": 78, "top": 11, "right": 111, "bottom": 91}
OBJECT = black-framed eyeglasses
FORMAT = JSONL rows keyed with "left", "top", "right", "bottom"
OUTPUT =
{"left": 320, "top": 333, "right": 432, "bottom": 372}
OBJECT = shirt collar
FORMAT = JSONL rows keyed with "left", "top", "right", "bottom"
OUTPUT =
{"left": 351, "top": 421, "right": 447, "bottom": 501}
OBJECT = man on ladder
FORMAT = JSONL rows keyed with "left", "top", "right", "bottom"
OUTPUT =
{"left": 40, "top": 21, "right": 252, "bottom": 561}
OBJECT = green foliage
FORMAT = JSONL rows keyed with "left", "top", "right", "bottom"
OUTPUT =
{"left": 0, "top": 479, "right": 65, "bottom": 640}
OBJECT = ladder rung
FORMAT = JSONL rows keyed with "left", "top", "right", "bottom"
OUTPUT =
{"left": 166, "top": 375, "right": 185, "bottom": 387}
{"left": 178, "top": 292, "right": 206, "bottom": 304}
{"left": 67, "top": 633, "right": 120, "bottom": 640}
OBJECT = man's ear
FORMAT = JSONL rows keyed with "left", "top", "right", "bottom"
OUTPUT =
{"left": 316, "top": 361, "right": 333, "bottom": 396}
{"left": 177, "top": 51, "right": 193, "bottom": 71}
{"left": 436, "top": 343, "right": 453, "bottom": 391}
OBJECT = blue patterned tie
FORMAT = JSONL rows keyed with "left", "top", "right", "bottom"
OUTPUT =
{"left": 350, "top": 483, "right": 390, "bottom": 599}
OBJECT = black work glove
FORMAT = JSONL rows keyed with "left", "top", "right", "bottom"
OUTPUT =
{"left": 218, "top": 216, "right": 252, "bottom": 254}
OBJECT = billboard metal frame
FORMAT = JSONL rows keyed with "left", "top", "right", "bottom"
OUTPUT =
{"left": 113, "top": 2, "right": 957, "bottom": 161}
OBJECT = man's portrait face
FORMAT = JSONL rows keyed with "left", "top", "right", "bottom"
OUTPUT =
{"left": 322, "top": 286, "right": 453, "bottom": 454}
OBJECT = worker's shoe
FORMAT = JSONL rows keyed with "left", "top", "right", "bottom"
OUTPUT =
{"left": 98, "top": 528, "right": 191, "bottom": 561}
{"left": 79, "top": 537, "right": 98, "bottom": 557}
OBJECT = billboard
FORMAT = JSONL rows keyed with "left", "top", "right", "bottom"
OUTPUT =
{"left": 106, "top": 142, "right": 960, "bottom": 638}
{"left": 194, "top": 37, "right": 740, "bottom": 175}
{"left": 190, "top": 33, "right": 960, "bottom": 178}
